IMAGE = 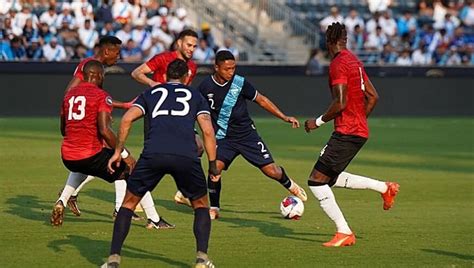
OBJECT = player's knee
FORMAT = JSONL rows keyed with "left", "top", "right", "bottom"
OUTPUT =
{"left": 121, "top": 191, "right": 141, "bottom": 210}
{"left": 308, "top": 170, "right": 332, "bottom": 186}
{"left": 191, "top": 195, "right": 209, "bottom": 209}
{"left": 262, "top": 164, "right": 281, "bottom": 180}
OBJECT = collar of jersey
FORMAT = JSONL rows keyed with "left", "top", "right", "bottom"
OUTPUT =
{"left": 211, "top": 75, "right": 229, "bottom": 87}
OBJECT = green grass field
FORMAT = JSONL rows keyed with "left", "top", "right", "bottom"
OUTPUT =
{"left": 0, "top": 117, "right": 473, "bottom": 267}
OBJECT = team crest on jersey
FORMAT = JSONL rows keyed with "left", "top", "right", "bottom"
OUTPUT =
{"left": 106, "top": 96, "right": 113, "bottom": 106}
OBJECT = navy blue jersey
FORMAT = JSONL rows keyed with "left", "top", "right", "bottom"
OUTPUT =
{"left": 133, "top": 82, "right": 210, "bottom": 159}
{"left": 197, "top": 75, "right": 258, "bottom": 140}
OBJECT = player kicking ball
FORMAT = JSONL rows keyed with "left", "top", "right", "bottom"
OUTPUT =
{"left": 304, "top": 22, "right": 399, "bottom": 247}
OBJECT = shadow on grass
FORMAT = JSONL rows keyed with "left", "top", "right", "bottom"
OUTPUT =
{"left": 5, "top": 195, "right": 114, "bottom": 226}
{"left": 48, "top": 235, "right": 189, "bottom": 267}
{"left": 85, "top": 190, "right": 327, "bottom": 243}
{"left": 421, "top": 249, "right": 474, "bottom": 261}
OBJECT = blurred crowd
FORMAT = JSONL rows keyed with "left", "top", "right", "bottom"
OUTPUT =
{"left": 0, "top": 0, "right": 240, "bottom": 63}
{"left": 317, "top": 0, "right": 474, "bottom": 66}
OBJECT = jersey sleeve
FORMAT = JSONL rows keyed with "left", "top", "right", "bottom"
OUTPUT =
{"left": 196, "top": 93, "right": 210, "bottom": 116}
{"left": 187, "top": 62, "right": 197, "bottom": 85}
{"left": 145, "top": 54, "right": 161, "bottom": 71}
{"left": 242, "top": 80, "right": 258, "bottom": 101}
{"left": 133, "top": 93, "right": 147, "bottom": 115}
{"left": 72, "top": 63, "right": 84, "bottom": 80}
{"left": 98, "top": 93, "right": 113, "bottom": 113}
{"left": 329, "top": 61, "right": 348, "bottom": 86}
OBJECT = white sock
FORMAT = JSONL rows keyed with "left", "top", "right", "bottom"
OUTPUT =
{"left": 72, "top": 175, "right": 95, "bottom": 196}
{"left": 309, "top": 184, "right": 352, "bottom": 235}
{"left": 334, "top": 172, "right": 388, "bottom": 193}
{"left": 114, "top": 180, "right": 127, "bottom": 211}
{"left": 140, "top": 191, "right": 160, "bottom": 222}
{"left": 58, "top": 185, "right": 76, "bottom": 207}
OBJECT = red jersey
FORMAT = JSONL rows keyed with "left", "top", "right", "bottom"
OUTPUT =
{"left": 328, "top": 49, "right": 369, "bottom": 138}
{"left": 72, "top": 57, "right": 95, "bottom": 81}
{"left": 61, "top": 82, "right": 113, "bottom": 161}
{"left": 145, "top": 51, "right": 197, "bottom": 84}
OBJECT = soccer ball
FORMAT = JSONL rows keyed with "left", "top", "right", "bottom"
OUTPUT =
{"left": 280, "top": 196, "right": 304, "bottom": 219}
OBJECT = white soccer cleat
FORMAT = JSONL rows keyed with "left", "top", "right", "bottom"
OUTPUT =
{"left": 288, "top": 179, "right": 308, "bottom": 202}
{"left": 174, "top": 191, "right": 192, "bottom": 207}
{"left": 209, "top": 207, "right": 220, "bottom": 220}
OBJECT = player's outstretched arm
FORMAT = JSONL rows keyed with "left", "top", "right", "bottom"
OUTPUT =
{"left": 131, "top": 62, "right": 160, "bottom": 87}
{"left": 305, "top": 83, "right": 347, "bottom": 133}
{"left": 363, "top": 78, "right": 379, "bottom": 117}
{"left": 197, "top": 113, "right": 221, "bottom": 180}
{"left": 254, "top": 93, "right": 300, "bottom": 128}
{"left": 98, "top": 111, "right": 118, "bottom": 149}
{"left": 107, "top": 106, "right": 143, "bottom": 173}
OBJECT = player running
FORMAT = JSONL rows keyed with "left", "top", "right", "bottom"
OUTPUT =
{"left": 102, "top": 59, "right": 218, "bottom": 268}
{"left": 304, "top": 22, "right": 400, "bottom": 247}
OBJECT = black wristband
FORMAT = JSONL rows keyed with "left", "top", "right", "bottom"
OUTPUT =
{"left": 208, "top": 160, "right": 220, "bottom": 176}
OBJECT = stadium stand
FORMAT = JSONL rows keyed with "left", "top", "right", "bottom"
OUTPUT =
{"left": 0, "top": 0, "right": 473, "bottom": 66}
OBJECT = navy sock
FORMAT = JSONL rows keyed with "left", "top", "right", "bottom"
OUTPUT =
{"left": 278, "top": 167, "right": 292, "bottom": 189}
{"left": 193, "top": 207, "right": 211, "bottom": 254}
{"left": 110, "top": 207, "right": 134, "bottom": 255}
{"left": 208, "top": 177, "right": 221, "bottom": 208}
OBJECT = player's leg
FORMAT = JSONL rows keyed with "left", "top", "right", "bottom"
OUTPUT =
{"left": 52, "top": 171, "right": 89, "bottom": 226}
{"left": 260, "top": 163, "right": 308, "bottom": 202}
{"left": 333, "top": 172, "right": 400, "bottom": 210}
{"left": 113, "top": 180, "right": 143, "bottom": 221}
{"left": 63, "top": 175, "right": 95, "bottom": 216}
{"left": 141, "top": 191, "right": 175, "bottom": 230}
{"left": 172, "top": 155, "right": 214, "bottom": 268}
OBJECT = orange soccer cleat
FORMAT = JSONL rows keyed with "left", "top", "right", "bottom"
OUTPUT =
{"left": 381, "top": 182, "right": 400, "bottom": 210}
{"left": 323, "top": 232, "right": 356, "bottom": 247}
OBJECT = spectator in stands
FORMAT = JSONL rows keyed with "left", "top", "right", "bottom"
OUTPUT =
{"left": 366, "top": 12, "right": 381, "bottom": 34}
{"left": 131, "top": 19, "right": 152, "bottom": 51}
{"left": 39, "top": 6, "right": 58, "bottom": 34}
{"left": 368, "top": 0, "right": 392, "bottom": 14}
{"left": 305, "top": 48, "right": 323, "bottom": 75}
{"left": 38, "top": 22, "right": 53, "bottom": 44}
{"left": 432, "top": 45, "right": 449, "bottom": 65}
{"left": 26, "top": 38, "right": 43, "bottom": 60}
{"left": 22, "top": 18, "right": 38, "bottom": 46}
{"left": 344, "top": 8, "right": 365, "bottom": 34}
{"left": 56, "top": 3, "right": 75, "bottom": 31}
{"left": 121, "top": 39, "right": 142, "bottom": 62}
{"left": 145, "top": 36, "right": 166, "bottom": 60}
{"left": 461, "top": 44, "right": 474, "bottom": 65}
{"left": 440, "top": 13, "right": 460, "bottom": 38}
{"left": 193, "top": 38, "right": 214, "bottom": 64}
{"left": 412, "top": 43, "right": 432, "bottom": 65}
{"left": 148, "top": 6, "right": 169, "bottom": 30}
{"left": 43, "top": 37, "right": 66, "bottom": 61}
{"left": 319, "top": 6, "right": 344, "bottom": 32}
{"left": 116, "top": 23, "right": 132, "bottom": 46}
{"left": 395, "top": 48, "right": 412, "bottom": 65}
{"left": 131, "top": 0, "right": 148, "bottom": 27}
{"left": 380, "top": 43, "right": 398, "bottom": 64}
{"left": 0, "top": 32, "right": 14, "bottom": 60}
{"left": 432, "top": 0, "right": 448, "bottom": 27}
{"left": 459, "top": 1, "right": 474, "bottom": 26}
{"left": 366, "top": 26, "right": 388, "bottom": 51}
{"left": 112, "top": 0, "right": 132, "bottom": 25}
{"left": 398, "top": 10, "right": 418, "bottom": 37}
{"left": 348, "top": 24, "right": 366, "bottom": 51}
{"left": 218, "top": 38, "right": 239, "bottom": 61}
{"left": 101, "top": 22, "right": 117, "bottom": 36}
{"left": 3, "top": 16, "right": 23, "bottom": 39}
{"left": 71, "top": 0, "right": 93, "bottom": 21}
{"left": 71, "top": 43, "right": 88, "bottom": 60}
{"left": 430, "top": 28, "right": 451, "bottom": 52}
{"left": 75, "top": 6, "right": 96, "bottom": 30}
{"left": 379, "top": 10, "right": 398, "bottom": 37}
{"left": 445, "top": 46, "right": 462, "bottom": 65}
{"left": 10, "top": 36, "right": 26, "bottom": 61}
{"left": 168, "top": 7, "right": 192, "bottom": 37}
{"left": 15, "top": 5, "right": 39, "bottom": 30}
{"left": 78, "top": 19, "right": 99, "bottom": 50}
{"left": 199, "top": 22, "right": 217, "bottom": 51}
{"left": 95, "top": 0, "right": 114, "bottom": 25}
{"left": 151, "top": 22, "right": 174, "bottom": 49}
{"left": 417, "top": 0, "right": 434, "bottom": 21}
{"left": 0, "top": 0, "right": 22, "bottom": 16}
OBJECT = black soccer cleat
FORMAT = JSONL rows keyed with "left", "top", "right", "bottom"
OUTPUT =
{"left": 145, "top": 217, "right": 176, "bottom": 230}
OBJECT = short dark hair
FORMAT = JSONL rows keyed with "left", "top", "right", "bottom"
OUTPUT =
{"left": 166, "top": 59, "right": 188, "bottom": 80}
{"left": 83, "top": 60, "right": 104, "bottom": 78}
{"left": 177, "top": 29, "right": 198, "bottom": 40}
{"left": 99, "top": 36, "right": 122, "bottom": 47}
{"left": 325, "top": 22, "right": 347, "bottom": 45}
{"left": 215, "top": 50, "right": 235, "bottom": 64}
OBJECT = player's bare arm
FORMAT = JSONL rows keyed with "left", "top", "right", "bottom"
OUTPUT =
{"left": 254, "top": 93, "right": 300, "bottom": 128}
{"left": 131, "top": 62, "right": 160, "bottom": 87}
{"left": 108, "top": 106, "right": 143, "bottom": 173}
{"left": 197, "top": 113, "right": 221, "bottom": 181}
{"left": 363, "top": 78, "right": 379, "bottom": 117}
{"left": 305, "top": 83, "right": 347, "bottom": 133}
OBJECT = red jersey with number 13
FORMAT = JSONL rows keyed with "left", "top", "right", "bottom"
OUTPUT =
{"left": 146, "top": 50, "right": 197, "bottom": 84}
{"left": 61, "top": 82, "right": 113, "bottom": 160}
{"left": 328, "top": 49, "right": 369, "bottom": 138}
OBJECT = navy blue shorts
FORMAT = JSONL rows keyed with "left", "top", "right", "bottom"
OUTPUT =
{"left": 63, "top": 148, "right": 127, "bottom": 183}
{"left": 127, "top": 153, "right": 207, "bottom": 201}
{"left": 217, "top": 133, "right": 274, "bottom": 170}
